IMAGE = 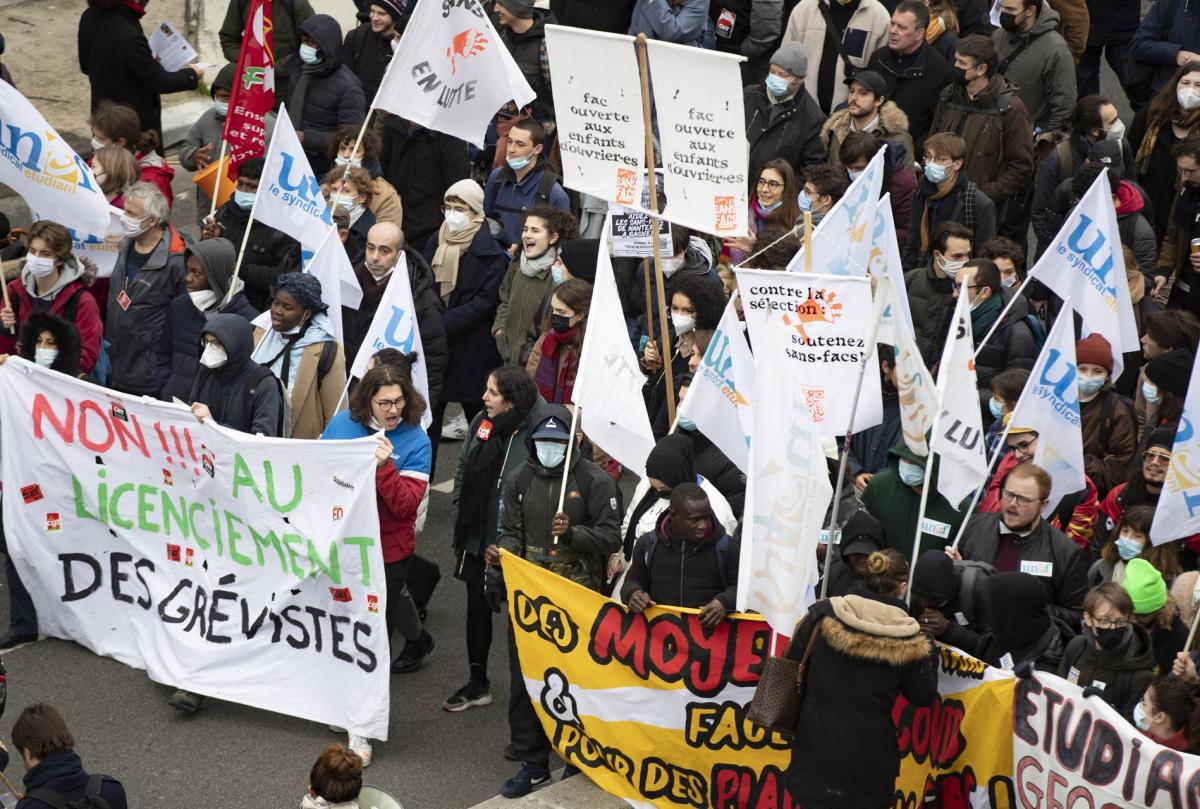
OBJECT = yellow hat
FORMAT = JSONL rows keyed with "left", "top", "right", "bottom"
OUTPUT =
{"left": 1002, "top": 412, "right": 1036, "bottom": 436}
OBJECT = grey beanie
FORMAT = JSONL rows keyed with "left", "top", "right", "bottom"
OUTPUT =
{"left": 770, "top": 42, "right": 808, "bottom": 78}
{"left": 497, "top": 0, "right": 535, "bottom": 18}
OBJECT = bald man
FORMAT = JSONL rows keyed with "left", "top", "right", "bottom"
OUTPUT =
{"left": 343, "top": 220, "right": 448, "bottom": 416}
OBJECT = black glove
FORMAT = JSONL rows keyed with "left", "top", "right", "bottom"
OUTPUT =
{"left": 484, "top": 566, "right": 506, "bottom": 613}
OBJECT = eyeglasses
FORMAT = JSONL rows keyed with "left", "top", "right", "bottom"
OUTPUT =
{"left": 757, "top": 178, "right": 784, "bottom": 190}
{"left": 373, "top": 398, "right": 405, "bottom": 412}
{"left": 441, "top": 204, "right": 471, "bottom": 214}
{"left": 1090, "top": 617, "right": 1130, "bottom": 630}
{"left": 1144, "top": 451, "right": 1172, "bottom": 464}
{"left": 1008, "top": 439, "right": 1036, "bottom": 455}
{"left": 1000, "top": 489, "right": 1041, "bottom": 507}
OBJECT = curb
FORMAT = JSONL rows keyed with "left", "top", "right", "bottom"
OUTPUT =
{"left": 467, "top": 773, "right": 628, "bottom": 809}
{"left": 162, "top": 99, "right": 213, "bottom": 150}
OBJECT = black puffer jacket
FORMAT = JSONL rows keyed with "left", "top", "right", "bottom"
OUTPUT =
{"left": 744, "top": 83, "right": 827, "bottom": 183}
{"left": 286, "top": 14, "right": 367, "bottom": 175}
{"left": 189, "top": 314, "right": 284, "bottom": 436}
{"left": 903, "top": 261, "right": 956, "bottom": 367}
{"left": 380, "top": 117, "right": 472, "bottom": 249}
{"left": 621, "top": 512, "right": 739, "bottom": 609}
{"left": 18, "top": 312, "right": 82, "bottom": 377}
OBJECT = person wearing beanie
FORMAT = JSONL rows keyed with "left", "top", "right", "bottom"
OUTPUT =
{"left": 820, "top": 510, "right": 887, "bottom": 597}
{"left": 343, "top": 2, "right": 404, "bottom": 108}
{"left": 1125, "top": 558, "right": 1189, "bottom": 673}
{"left": 1076, "top": 332, "right": 1137, "bottom": 495}
{"left": 782, "top": 0, "right": 891, "bottom": 114}
{"left": 494, "top": 0, "right": 556, "bottom": 121}
{"left": 910, "top": 548, "right": 993, "bottom": 652}
{"left": 421, "top": 178, "right": 508, "bottom": 452}
{"left": 967, "top": 571, "right": 1073, "bottom": 671}
{"left": 1136, "top": 310, "right": 1200, "bottom": 434}
{"left": 1058, "top": 582, "right": 1156, "bottom": 720}
{"left": 1143, "top": 347, "right": 1195, "bottom": 433}
{"left": 744, "top": 41, "right": 828, "bottom": 187}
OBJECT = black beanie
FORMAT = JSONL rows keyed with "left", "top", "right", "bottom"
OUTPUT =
{"left": 839, "top": 510, "right": 885, "bottom": 559}
{"left": 985, "top": 572, "right": 1050, "bottom": 653}
{"left": 912, "top": 549, "right": 956, "bottom": 604}
{"left": 1146, "top": 348, "right": 1194, "bottom": 398}
{"left": 559, "top": 239, "right": 599, "bottom": 284}
{"left": 1146, "top": 425, "right": 1177, "bottom": 452}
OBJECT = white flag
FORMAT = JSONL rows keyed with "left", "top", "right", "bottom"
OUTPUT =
{"left": 544, "top": 26, "right": 645, "bottom": 208}
{"left": 786, "top": 147, "right": 886, "bottom": 276}
{"left": 678, "top": 297, "right": 754, "bottom": 473}
{"left": 346, "top": 254, "right": 432, "bottom": 429}
{"left": 252, "top": 107, "right": 333, "bottom": 254}
{"left": 0, "top": 81, "right": 111, "bottom": 235}
{"left": 866, "top": 193, "right": 916, "bottom": 337}
{"left": 305, "top": 229, "right": 349, "bottom": 348}
{"left": 646, "top": 40, "right": 749, "bottom": 236}
{"left": 1151, "top": 351, "right": 1200, "bottom": 544}
{"left": 876, "top": 276, "right": 936, "bottom": 458}
{"left": 1009, "top": 300, "right": 1087, "bottom": 512}
{"left": 1029, "top": 169, "right": 1138, "bottom": 377}
{"left": 574, "top": 223, "right": 655, "bottom": 476}
{"left": 738, "top": 311, "right": 833, "bottom": 634}
{"left": 63, "top": 205, "right": 124, "bottom": 279}
{"left": 930, "top": 287, "right": 988, "bottom": 505}
{"left": 373, "top": 0, "right": 535, "bottom": 148}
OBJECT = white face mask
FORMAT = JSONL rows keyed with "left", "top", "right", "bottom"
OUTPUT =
{"left": 334, "top": 155, "right": 363, "bottom": 168}
{"left": 25, "top": 255, "right": 57, "bottom": 279}
{"left": 189, "top": 290, "right": 220, "bottom": 312}
{"left": 938, "top": 254, "right": 967, "bottom": 278}
{"left": 661, "top": 256, "right": 686, "bottom": 278}
{"left": 671, "top": 312, "right": 696, "bottom": 334}
{"left": 1180, "top": 86, "right": 1200, "bottom": 111}
{"left": 444, "top": 209, "right": 471, "bottom": 232}
{"left": 91, "top": 136, "right": 106, "bottom": 152}
{"left": 34, "top": 347, "right": 58, "bottom": 368}
{"left": 1105, "top": 119, "right": 1125, "bottom": 141}
{"left": 199, "top": 342, "right": 228, "bottom": 369}
{"left": 120, "top": 212, "right": 150, "bottom": 238}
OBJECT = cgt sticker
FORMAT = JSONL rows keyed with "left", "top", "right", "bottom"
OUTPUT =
{"left": 367, "top": 595, "right": 379, "bottom": 614}
{"left": 184, "top": 548, "right": 194, "bottom": 567}
{"left": 330, "top": 587, "right": 352, "bottom": 603}
{"left": 201, "top": 450, "right": 215, "bottom": 478}
{"left": 45, "top": 513, "right": 61, "bottom": 532}
{"left": 20, "top": 484, "right": 43, "bottom": 504}
{"left": 166, "top": 543, "right": 181, "bottom": 562}
{"left": 109, "top": 402, "right": 128, "bottom": 422}
{"left": 162, "top": 469, "right": 173, "bottom": 486}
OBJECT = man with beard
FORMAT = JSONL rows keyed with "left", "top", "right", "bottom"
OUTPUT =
{"left": 951, "top": 462, "right": 1088, "bottom": 626}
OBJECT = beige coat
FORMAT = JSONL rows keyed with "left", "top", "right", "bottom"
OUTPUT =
{"left": 368, "top": 176, "right": 404, "bottom": 230}
{"left": 784, "top": 0, "right": 891, "bottom": 111}
{"left": 253, "top": 327, "right": 347, "bottom": 439}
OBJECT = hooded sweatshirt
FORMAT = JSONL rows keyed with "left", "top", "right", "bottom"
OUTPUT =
{"left": 1, "top": 254, "right": 102, "bottom": 373}
{"left": 991, "top": 5, "right": 1077, "bottom": 133}
{"left": 190, "top": 313, "right": 284, "bottom": 436}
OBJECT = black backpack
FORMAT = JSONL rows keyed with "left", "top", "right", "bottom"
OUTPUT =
{"left": 26, "top": 774, "right": 112, "bottom": 809}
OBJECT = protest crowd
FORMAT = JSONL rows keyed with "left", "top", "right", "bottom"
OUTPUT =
{"left": 6, "top": 0, "right": 1200, "bottom": 806}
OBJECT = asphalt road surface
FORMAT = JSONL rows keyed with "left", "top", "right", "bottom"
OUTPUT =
{"left": 0, "top": 425, "right": 528, "bottom": 809}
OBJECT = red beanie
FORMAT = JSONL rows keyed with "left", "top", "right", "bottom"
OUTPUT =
{"left": 1075, "top": 333, "right": 1113, "bottom": 375}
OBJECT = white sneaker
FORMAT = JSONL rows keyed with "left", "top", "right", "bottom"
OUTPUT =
{"left": 441, "top": 412, "right": 469, "bottom": 440}
{"left": 348, "top": 733, "right": 373, "bottom": 767}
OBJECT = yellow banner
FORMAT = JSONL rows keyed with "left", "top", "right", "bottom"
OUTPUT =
{"left": 502, "top": 552, "right": 1015, "bottom": 808}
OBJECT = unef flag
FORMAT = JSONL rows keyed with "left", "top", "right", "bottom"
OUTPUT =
{"left": 678, "top": 297, "right": 753, "bottom": 473}
{"left": 251, "top": 107, "right": 333, "bottom": 258}
{"left": 1151, "top": 350, "right": 1200, "bottom": 544}
{"left": 786, "top": 147, "right": 885, "bottom": 276}
{"left": 373, "top": 0, "right": 535, "bottom": 147}
{"left": 930, "top": 286, "right": 987, "bottom": 505}
{"left": 222, "top": 0, "right": 275, "bottom": 179}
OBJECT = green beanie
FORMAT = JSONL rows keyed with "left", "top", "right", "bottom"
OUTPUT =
{"left": 1122, "top": 558, "right": 1168, "bottom": 615}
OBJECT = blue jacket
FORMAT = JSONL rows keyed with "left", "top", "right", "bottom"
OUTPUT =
{"left": 628, "top": 0, "right": 714, "bottom": 47}
{"left": 1130, "top": 0, "right": 1200, "bottom": 96}
{"left": 483, "top": 162, "right": 571, "bottom": 247}
{"left": 18, "top": 750, "right": 127, "bottom": 809}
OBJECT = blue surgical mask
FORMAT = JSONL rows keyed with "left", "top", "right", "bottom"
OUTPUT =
{"left": 535, "top": 441, "right": 566, "bottom": 468}
{"left": 1115, "top": 536, "right": 1143, "bottom": 561}
{"left": 299, "top": 43, "right": 321, "bottom": 64}
{"left": 988, "top": 397, "right": 1004, "bottom": 419}
{"left": 847, "top": 169, "right": 862, "bottom": 181}
{"left": 34, "top": 347, "right": 58, "bottom": 368}
{"left": 1134, "top": 701, "right": 1151, "bottom": 731}
{"left": 759, "top": 197, "right": 783, "bottom": 212}
{"left": 213, "top": 100, "right": 229, "bottom": 117}
{"left": 1143, "top": 381, "right": 1162, "bottom": 405}
{"left": 233, "top": 190, "right": 255, "bottom": 210}
{"left": 898, "top": 459, "right": 925, "bottom": 487}
{"left": 550, "top": 265, "right": 564, "bottom": 286}
{"left": 797, "top": 190, "right": 812, "bottom": 212}
{"left": 678, "top": 415, "right": 696, "bottom": 431}
{"left": 1078, "top": 376, "right": 1105, "bottom": 396}
{"left": 1001, "top": 275, "right": 1017, "bottom": 288}
{"left": 764, "top": 74, "right": 791, "bottom": 98}
{"left": 924, "top": 162, "right": 948, "bottom": 184}
{"left": 506, "top": 154, "right": 532, "bottom": 171}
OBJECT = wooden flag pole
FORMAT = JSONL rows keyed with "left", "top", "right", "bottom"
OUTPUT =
{"left": 207, "top": 139, "right": 230, "bottom": 221}
{"left": 803, "top": 211, "right": 813, "bottom": 273}
{"left": 635, "top": 33, "right": 675, "bottom": 426}
{"left": 551, "top": 403, "right": 582, "bottom": 551}
{"left": 1186, "top": 596, "right": 1200, "bottom": 653}
{"left": 0, "top": 769, "right": 22, "bottom": 800}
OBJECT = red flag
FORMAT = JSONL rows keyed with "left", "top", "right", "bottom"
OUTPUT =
{"left": 221, "top": 0, "right": 275, "bottom": 180}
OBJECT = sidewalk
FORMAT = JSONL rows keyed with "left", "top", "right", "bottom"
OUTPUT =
{"left": 468, "top": 774, "right": 629, "bottom": 809}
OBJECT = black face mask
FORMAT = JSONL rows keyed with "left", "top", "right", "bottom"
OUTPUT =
{"left": 998, "top": 11, "right": 1022, "bottom": 31}
{"left": 1093, "top": 625, "right": 1129, "bottom": 651}
{"left": 550, "top": 314, "right": 573, "bottom": 334}
{"left": 950, "top": 66, "right": 969, "bottom": 85}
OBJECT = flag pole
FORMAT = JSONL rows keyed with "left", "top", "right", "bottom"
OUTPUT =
{"left": 207, "top": 140, "right": 229, "bottom": 221}
{"left": 551, "top": 404, "right": 582, "bottom": 550}
{"left": 226, "top": 101, "right": 288, "bottom": 302}
{"left": 642, "top": 256, "right": 654, "bottom": 359}
{"left": 819, "top": 282, "right": 888, "bottom": 600}
{"left": 973, "top": 271, "right": 1038, "bottom": 358}
{"left": 803, "top": 212, "right": 813, "bottom": 273}
{"left": 1186, "top": 600, "right": 1200, "bottom": 653}
{"left": 635, "top": 33, "right": 675, "bottom": 426}
{"left": 948, "top": 418, "right": 1015, "bottom": 551}
{"left": 906, "top": 413, "right": 943, "bottom": 605}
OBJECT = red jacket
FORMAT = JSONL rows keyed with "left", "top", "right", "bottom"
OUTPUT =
{"left": 1100, "top": 483, "right": 1200, "bottom": 553}
{"left": 375, "top": 461, "right": 428, "bottom": 563}
{"left": 0, "top": 261, "right": 103, "bottom": 372}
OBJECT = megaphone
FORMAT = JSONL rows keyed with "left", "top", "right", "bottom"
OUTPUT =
{"left": 358, "top": 785, "right": 404, "bottom": 809}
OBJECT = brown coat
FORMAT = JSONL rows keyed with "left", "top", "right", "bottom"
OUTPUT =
{"left": 930, "top": 75, "right": 1035, "bottom": 209}
{"left": 1079, "top": 388, "right": 1137, "bottom": 495}
{"left": 253, "top": 327, "right": 348, "bottom": 439}
{"left": 820, "top": 101, "right": 915, "bottom": 169}
{"left": 368, "top": 176, "right": 404, "bottom": 230}
{"left": 1048, "top": 0, "right": 1089, "bottom": 63}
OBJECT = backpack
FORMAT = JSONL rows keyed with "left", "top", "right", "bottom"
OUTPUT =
{"left": 242, "top": 341, "right": 337, "bottom": 438}
{"left": 644, "top": 531, "right": 734, "bottom": 587}
{"left": 9, "top": 286, "right": 111, "bottom": 384}
{"left": 26, "top": 774, "right": 112, "bottom": 809}
{"left": 485, "top": 167, "right": 563, "bottom": 242}
{"left": 954, "top": 559, "right": 995, "bottom": 628}
{"left": 945, "top": 85, "right": 1014, "bottom": 147}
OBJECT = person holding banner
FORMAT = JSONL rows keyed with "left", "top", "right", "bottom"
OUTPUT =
{"left": 723, "top": 159, "right": 801, "bottom": 265}
{"left": 321, "top": 363, "right": 434, "bottom": 765}
{"left": 250, "top": 273, "right": 347, "bottom": 439}
{"left": 782, "top": 549, "right": 937, "bottom": 809}
{"left": 286, "top": 16, "right": 367, "bottom": 177}
{"left": 188, "top": 315, "right": 286, "bottom": 438}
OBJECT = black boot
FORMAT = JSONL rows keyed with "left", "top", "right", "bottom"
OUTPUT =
{"left": 391, "top": 631, "right": 435, "bottom": 673}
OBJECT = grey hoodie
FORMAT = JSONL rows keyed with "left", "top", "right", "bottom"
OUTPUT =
{"left": 992, "top": 5, "right": 1077, "bottom": 133}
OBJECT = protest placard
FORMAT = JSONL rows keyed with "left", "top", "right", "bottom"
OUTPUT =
{"left": 0, "top": 360, "right": 390, "bottom": 739}
{"left": 609, "top": 172, "right": 671, "bottom": 258}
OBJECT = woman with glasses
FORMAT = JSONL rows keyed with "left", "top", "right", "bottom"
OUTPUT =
{"left": 1057, "top": 582, "right": 1156, "bottom": 720}
{"left": 1098, "top": 427, "right": 1198, "bottom": 556}
{"left": 723, "top": 158, "right": 800, "bottom": 265}
{"left": 320, "top": 363, "right": 434, "bottom": 766}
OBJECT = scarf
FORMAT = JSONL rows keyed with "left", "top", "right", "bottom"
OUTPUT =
{"left": 520, "top": 247, "right": 557, "bottom": 278}
{"left": 289, "top": 62, "right": 324, "bottom": 129}
{"left": 533, "top": 327, "right": 579, "bottom": 403}
{"left": 750, "top": 196, "right": 781, "bottom": 226}
{"left": 1136, "top": 107, "right": 1200, "bottom": 174}
{"left": 969, "top": 292, "right": 1003, "bottom": 337}
{"left": 918, "top": 171, "right": 962, "bottom": 254}
{"left": 926, "top": 14, "right": 946, "bottom": 43}
{"left": 300, "top": 795, "right": 358, "bottom": 809}
{"left": 454, "top": 405, "right": 527, "bottom": 543}
{"left": 121, "top": 0, "right": 147, "bottom": 16}
{"left": 432, "top": 215, "right": 484, "bottom": 303}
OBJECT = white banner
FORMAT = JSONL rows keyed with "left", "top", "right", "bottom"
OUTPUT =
{"left": 346, "top": 254, "right": 432, "bottom": 430}
{"left": 1151, "top": 350, "right": 1200, "bottom": 544}
{"left": 931, "top": 287, "right": 988, "bottom": 505}
{"left": 65, "top": 205, "right": 124, "bottom": 279}
{"left": 678, "top": 296, "right": 753, "bottom": 473}
{"left": 735, "top": 268, "right": 882, "bottom": 435}
{"left": 373, "top": 0, "right": 534, "bottom": 148}
{"left": 866, "top": 193, "right": 915, "bottom": 337}
{"left": 544, "top": 26, "right": 645, "bottom": 208}
{"left": 1012, "top": 671, "right": 1200, "bottom": 807}
{"left": 0, "top": 81, "right": 111, "bottom": 236}
{"left": 877, "top": 276, "right": 935, "bottom": 458}
{"left": 1009, "top": 300, "right": 1087, "bottom": 513}
{"left": 574, "top": 223, "right": 655, "bottom": 476}
{"left": 252, "top": 108, "right": 333, "bottom": 259}
{"left": 0, "top": 360, "right": 389, "bottom": 738}
{"left": 786, "top": 147, "right": 885, "bottom": 276}
{"left": 646, "top": 40, "right": 748, "bottom": 235}
{"left": 738, "top": 312, "right": 833, "bottom": 634}
{"left": 1029, "top": 169, "right": 1139, "bottom": 378}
